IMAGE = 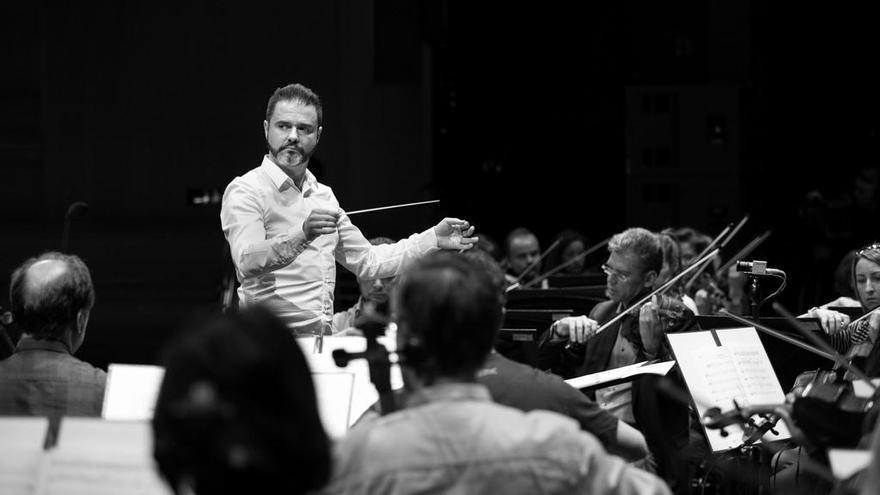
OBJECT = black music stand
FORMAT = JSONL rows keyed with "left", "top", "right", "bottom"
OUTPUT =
{"left": 505, "top": 287, "right": 605, "bottom": 316}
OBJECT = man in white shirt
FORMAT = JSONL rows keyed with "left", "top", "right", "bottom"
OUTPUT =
{"left": 221, "top": 83, "right": 476, "bottom": 333}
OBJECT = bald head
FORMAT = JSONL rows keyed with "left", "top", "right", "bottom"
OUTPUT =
{"left": 10, "top": 252, "right": 95, "bottom": 343}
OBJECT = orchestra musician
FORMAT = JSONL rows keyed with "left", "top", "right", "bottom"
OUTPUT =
{"left": 220, "top": 83, "right": 477, "bottom": 334}
{"left": 503, "top": 227, "right": 549, "bottom": 288}
{"left": 537, "top": 227, "right": 695, "bottom": 490}
{"left": 545, "top": 229, "right": 592, "bottom": 276}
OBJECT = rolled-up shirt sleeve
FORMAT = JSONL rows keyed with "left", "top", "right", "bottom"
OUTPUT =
{"left": 221, "top": 179, "right": 310, "bottom": 279}
{"left": 334, "top": 200, "right": 439, "bottom": 280}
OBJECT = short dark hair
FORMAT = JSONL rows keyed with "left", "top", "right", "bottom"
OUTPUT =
{"left": 369, "top": 236, "right": 395, "bottom": 246}
{"left": 396, "top": 252, "right": 502, "bottom": 382}
{"left": 504, "top": 227, "right": 538, "bottom": 256}
{"left": 153, "top": 307, "right": 331, "bottom": 495}
{"left": 609, "top": 228, "right": 663, "bottom": 275}
{"left": 461, "top": 249, "right": 507, "bottom": 306}
{"left": 9, "top": 252, "right": 95, "bottom": 340}
{"left": 265, "top": 83, "right": 323, "bottom": 127}
{"left": 546, "top": 229, "right": 590, "bottom": 271}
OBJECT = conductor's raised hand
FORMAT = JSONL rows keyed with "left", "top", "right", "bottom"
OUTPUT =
{"left": 552, "top": 315, "right": 599, "bottom": 345}
{"left": 303, "top": 208, "right": 341, "bottom": 241}
{"left": 434, "top": 218, "right": 478, "bottom": 250}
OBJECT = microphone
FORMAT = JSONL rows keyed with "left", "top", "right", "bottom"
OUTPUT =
{"left": 61, "top": 201, "right": 89, "bottom": 252}
{"left": 735, "top": 260, "right": 785, "bottom": 277}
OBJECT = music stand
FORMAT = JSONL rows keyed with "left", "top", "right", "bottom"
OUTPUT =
{"left": 505, "top": 287, "right": 605, "bottom": 316}
{"left": 547, "top": 273, "right": 606, "bottom": 288}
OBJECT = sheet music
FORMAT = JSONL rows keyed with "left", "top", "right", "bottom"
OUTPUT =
{"left": 564, "top": 361, "right": 676, "bottom": 390}
{"left": 729, "top": 345, "right": 785, "bottom": 405}
{"left": 0, "top": 417, "right": 49, "bottom": 495}
{"left": 36, "top": 419, "right": 171, "bottom": 495}
{"left": 668, "top": 327, "right": 791, "bottom": 452}
{"left": 102, "top": 364, "right": 165, "bottom": 420}
{"left": 312, "top": 372, "right": 356, "bottom": 439}
{"left": 692, "top": 345, "right": 745, "bottom": 410}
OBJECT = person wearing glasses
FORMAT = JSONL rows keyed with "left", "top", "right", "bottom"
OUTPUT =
{"left": 537, "top": 228, "right": 695, "bottom": 490}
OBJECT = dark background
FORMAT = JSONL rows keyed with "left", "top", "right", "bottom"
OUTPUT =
{"left": 2, "top": 1, "right": 879, "bottom": 367}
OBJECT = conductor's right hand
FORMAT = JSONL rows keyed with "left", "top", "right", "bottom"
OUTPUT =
{"left": 551, "top": 315, "right": 599, "bottom": 345}
{"left": 303, "top": 208, "right": 341, "bottom": 241}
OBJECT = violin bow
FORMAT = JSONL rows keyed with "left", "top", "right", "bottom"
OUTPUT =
{"left": 592, "top": 248, "right": 720, "bottom": 336}
{"left": 683, "top": 222, "right": 735, "bottom": 292}
{"left": 509, "top": 238, "right": 562, "bottom": 288}
{"left": 516, "top": 237, "right": 611, "bottom": 291}
{"left": 717, "top": 230, "right": 773, "bottom": 275}
{"left": 772, "top": 302, "right": 878, "bottom": 390}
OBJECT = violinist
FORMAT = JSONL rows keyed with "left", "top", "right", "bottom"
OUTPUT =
{"left": 503, "top": 227, "right": 549, "bottom": 288}
{"left": 545, "top": 229, "right": 592, "bottom": 275}
{"left": 821, "top": 243, "right": 880, "bottom": 370}
{"left": 220, "top": 83, "right": 477, "bottom": 334}
{"left": 538, "top": 228, "right": 695, "bottom": 489}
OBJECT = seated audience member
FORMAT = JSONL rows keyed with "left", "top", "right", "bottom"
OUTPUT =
{"left": 325, "top": 252, "right": 670, "bottom": 494}
{"left": 331, "top": 237, "right": 396, "bottom": 333}
{"left": 504, "top": 227, "right": 549, "bottom": 288}
{"left": 462, "top": 248, "right": 649, "bottom": 462}
{"left": 153, "top": 307, "right": 331, "bottom": 495}
{"left": 0, "top": 252, "right": 105, "bottom": 417}
{"left": 546, "top": 229, "right": 592, "bottom": 275}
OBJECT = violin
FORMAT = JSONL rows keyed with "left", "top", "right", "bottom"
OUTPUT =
{"left": 702, "top": 368, "right": 875, "bottom": 450}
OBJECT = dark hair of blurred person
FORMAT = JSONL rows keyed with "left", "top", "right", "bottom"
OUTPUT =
{"left": 152, "top": 307, "right": 330, "bottom": 495}
{"left": 545, "top": 229, "right": 591, "bottom": 275}
{"left": 664, "top": 227, "right": 711, "bottom": 268}
{"left": 0, "top": 252, "right": 105, "bottom": 418}
{"left": 474, "top": 232, "right": 503, "bottom": 262}
{"left": 396, "top": 253, "right": 503, "bottom": 384}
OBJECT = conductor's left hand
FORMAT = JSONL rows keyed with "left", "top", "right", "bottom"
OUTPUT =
{"left": 434, "top": 218, "right": 478, "bottom": 251}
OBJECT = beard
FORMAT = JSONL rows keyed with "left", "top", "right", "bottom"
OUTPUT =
{"left": 267, "top": 141, "right": 312, "bottom": 168}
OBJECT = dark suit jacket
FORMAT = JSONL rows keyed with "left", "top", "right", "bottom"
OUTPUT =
{"left": 0, "top": 337, "right": 107, "bottom": 418}
{"left": 537, "top": 294, "right": 693, "bottom": 491}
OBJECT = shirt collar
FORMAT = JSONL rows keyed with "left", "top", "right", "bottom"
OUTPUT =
{"left": 16, "top": 336, "right": 73, "bottom": 355}
{"left": 404, "top": 382, "right": 491, "bottom": 408}
{"left": 259, "top": 155, "right": 318, "bottom": 193}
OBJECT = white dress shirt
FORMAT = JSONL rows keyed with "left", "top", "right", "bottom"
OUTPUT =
{"left": 221, "top": 156, "right": 438, "bottom": 330}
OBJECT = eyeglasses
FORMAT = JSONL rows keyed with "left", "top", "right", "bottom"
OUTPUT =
{"left": 601, "top": 264, "right": 631, "bottom": 283}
